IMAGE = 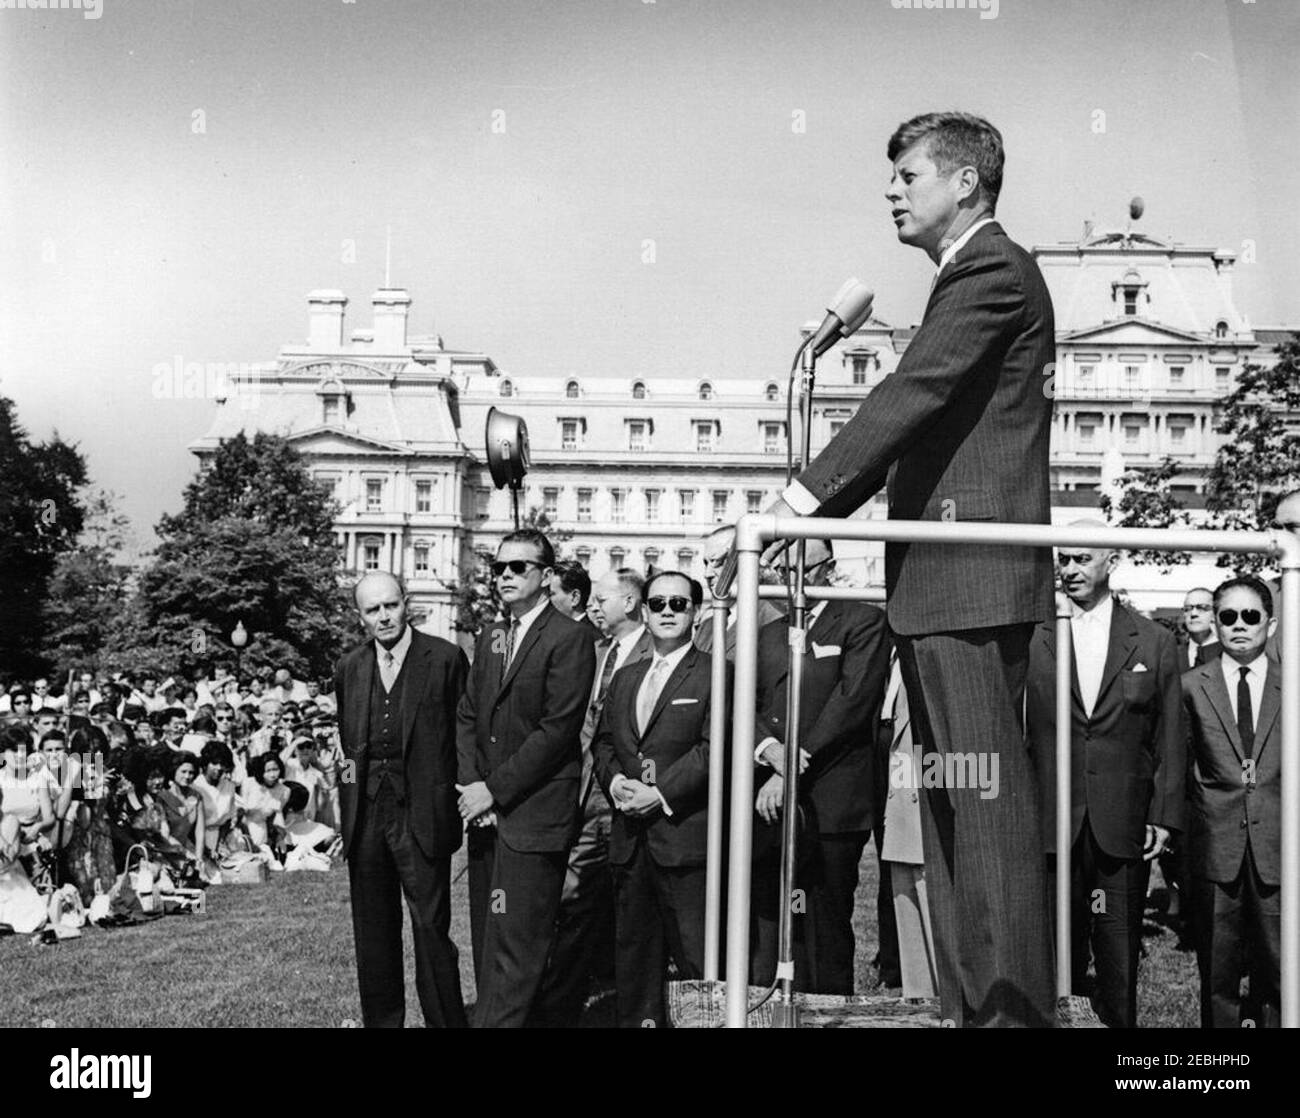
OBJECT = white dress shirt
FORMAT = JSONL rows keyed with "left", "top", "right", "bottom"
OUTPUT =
{"left": 375, "top": 623, "right": 414, "bottom": 692}
{"left": 504, "top": 597, "right": 549, "bottom": 663}
{"left": 934, "top": 216, "right": 996, "bottom": 278}
{"left": 612, "top": 640, "right": 694, "bottom": 816}
{"left": 1070, "top": 594, "right": 1114, "bottom": 718}
{"left": 1221, "top": 652, "right": 1268, "bottom": 733}
{"left": 1187, "top": 637, "right": 1219, "bottom": 669}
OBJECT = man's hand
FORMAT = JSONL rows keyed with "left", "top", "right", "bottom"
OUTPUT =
{"left": 756, "top": 774, "right": 785, "bottom": 824}
{"left": 1143, "top": 824, "right": 1170, "bottom": 861}
{"left": 456, "top": 781, "right": 494, "bottom": 822}
{"left": 614, "top": 779, "right": 663, "bottom": 818}
{"left": 758, "top": 496, "right": 798, "bottom": 568}
{"left": 473, "top": 810, "right": 498, "bottom": 829}
{"left": 759, "top": 740, "right": 810, "bottom": 779}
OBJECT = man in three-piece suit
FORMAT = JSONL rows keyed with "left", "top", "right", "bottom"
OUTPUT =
{"left": 335, "top": 572, "right": 468, "bottom": 1028}
{"left": 456, "top": 529, "right": 596, "bottom": 1028}
{"left": 1026, "top": 536, "right": 1185, "bottom": 1028}
{"left": 592, "top": 571, "right": 723, "bottom": 1027}
{"left": 759, "top": 112, "right": 1056, "bottom": 1026}
{"left": 751, "top": 540, "right": 891, "bottom": 994}
{"left": 533, "top": 568, "right": 652, "bottom": 1026}
{"left": 1183, "top": 575, "right": 1283, "bottom": 1029}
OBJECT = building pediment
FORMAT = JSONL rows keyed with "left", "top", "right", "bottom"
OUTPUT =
{"left": 278, "top": 359, "right": 398, "bottom": 381}
{"left": 285, "top": 427, "right": 414, "bottom": 456}
{"left": 1059, "top": 319, "right": 1206, "bottom": 346}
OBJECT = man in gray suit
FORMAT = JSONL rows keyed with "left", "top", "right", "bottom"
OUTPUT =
{"left": 697, "top": 525, "right": 783, "bottom": 658}
{"left": 759, "top": 111, "right": 1056, "bottom": 1026}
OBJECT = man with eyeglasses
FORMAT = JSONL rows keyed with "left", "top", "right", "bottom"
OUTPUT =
{"left": 750, "top": 539, "right": 891, "bottom": 995}
{"left": 456, "top": 528, "right": 596, "bottom": 1028}
{"left": 1182, "top": 575, "right": 1282, "bottom": 1028}
{"left": 591, "top": 570, "right": 721, "bottom": 1027}
{"left": 1025, "top": 529, "right": 1184, "bottom": 1028}
{"left": 695, "top": 525, "right": 782, "bottom": 660}
{"left": 1180, "top": 588, "right": 1221, "bottom": 670}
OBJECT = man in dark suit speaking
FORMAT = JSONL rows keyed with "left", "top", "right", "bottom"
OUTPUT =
{"left": 334, "top": 572, "right": 468, "bottom": 1028}
{"left": 759, "top": 112, "right": 1056, "bottom": 1026}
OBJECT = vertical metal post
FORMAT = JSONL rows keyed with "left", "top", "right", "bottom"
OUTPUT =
{"left": 703, "top": 599, "right": 730, "bottom": 982}
{"left": 724, "top": 545, "right": 762, "bottom": 1027}
{"left": 1280, "top": 542, "right": 1299, "bottom": 1027}
{"left": 1054, "top": 593, "right": 1073, "bottom": 1002}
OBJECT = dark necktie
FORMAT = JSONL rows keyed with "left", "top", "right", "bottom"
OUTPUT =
{"left": 500, "top": 619, "right": 519, "bottom": 684}
{"left": 1237, "top": 666, "right": 1254, "bottom": 758}
{"left": 593, "top": 642, "right": 619, "bottom": 711}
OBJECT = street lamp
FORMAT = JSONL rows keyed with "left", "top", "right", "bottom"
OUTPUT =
{"left": 231, "top": 620, "right": 249, "bottom": 683}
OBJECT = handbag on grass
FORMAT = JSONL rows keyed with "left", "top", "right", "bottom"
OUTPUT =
{"left": 218, "top": 851, "right": 269, "bottom": 885}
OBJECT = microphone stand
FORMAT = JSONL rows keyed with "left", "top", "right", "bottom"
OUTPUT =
{"left": 770, "top": 336, "right": 815, "bottom": 1028}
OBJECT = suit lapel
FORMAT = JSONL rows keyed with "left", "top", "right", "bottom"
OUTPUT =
{"left": 1201, "top": 665, "right": 1244, "bottom": 761}
{"left": 640, "top": 648, "right": 697, "bottom": 741}
{"left": 499, "top": 605, "right": 553, "bottom": 694}
{"left": 352, "top": 643, "right": 377, "bottom": 753}
{"left": 1253, "top": 663, "right": 1282, "bottom": 762}
{"left": 399, "top": 633, "right": 430, "bottom": 756}
{"left": 1093, "top": 604, "right": 1139, "bottom": 712}
{"left": 1041, "top": 621, "right": 1084, "bottom": 716}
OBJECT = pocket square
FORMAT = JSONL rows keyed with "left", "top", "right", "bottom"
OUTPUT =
{"left": 671, "top": 697, "right": 699, "bottom": 706}
{"left": 1130, "top": 663, "right": 1148, "bottom": 673}
{"left": 811, "top": 643, "right": 842, "bottom": 659}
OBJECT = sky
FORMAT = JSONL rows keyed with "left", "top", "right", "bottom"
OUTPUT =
{"left": 1, "top": 0, "right": 1296, "bottom": 555}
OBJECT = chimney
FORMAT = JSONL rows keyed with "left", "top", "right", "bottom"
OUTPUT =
{"left": 307, "top": 290, "right": 347, "bottom": 350}
{"left": 371, "top": 287, "right": 411, "bottom": 352}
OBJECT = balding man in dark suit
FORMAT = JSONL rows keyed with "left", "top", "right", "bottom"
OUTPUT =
{"left": 758, "top": 112, "right": 1056, "bottom": 1026}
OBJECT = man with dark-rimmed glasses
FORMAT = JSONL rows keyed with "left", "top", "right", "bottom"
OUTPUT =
{"left": 457, "top": 528, "right": 595, "bottom": 1027}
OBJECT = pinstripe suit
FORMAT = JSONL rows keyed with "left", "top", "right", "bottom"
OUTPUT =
{"left": 791, "top": 221, "right": 1056, "bottom": 1026}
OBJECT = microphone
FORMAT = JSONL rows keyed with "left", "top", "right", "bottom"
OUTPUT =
{"left": 810, "top": 278, "right": 874, "bottom": 357}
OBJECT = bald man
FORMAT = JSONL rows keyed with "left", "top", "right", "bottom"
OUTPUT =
{"left": 1025, "top": 526, "right": 1184, "bottom": 1028}
{"left": 334, "top": 572, "right": 469, "bottom": 1028}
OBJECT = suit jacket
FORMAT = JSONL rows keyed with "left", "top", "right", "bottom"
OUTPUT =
{"left": 795, "top": 223, "right": 1055, "bottom": 637}
{"left": 1177, "top": 633, "right": 1222, "bottom": 671}
{"left": 579, "top": 628, "right": 655, "bottom": 807}
{"left": 1182, "top": 658, "right": 1282, "bottom": 886}
{"left": 456, "top": 604, "right": 597, "bottom": 853}
{"left": 1026, "top": 601, "right": 1186, "bottom": 860}
{"left": 592, "top": 645, "right": 724, "bottom": 869}
{"left": 333, "top": 629, "right": 468, "bottom": 862}
{"left": 694, "top": 599, "right": 784, "bottom": 658}
{"left": 755, "top": 600, "right": 890, "bottom": 834}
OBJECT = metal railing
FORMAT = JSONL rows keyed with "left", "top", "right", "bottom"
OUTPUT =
{"left": 707, "top": 516, "right": 1300, "bottom": 1028}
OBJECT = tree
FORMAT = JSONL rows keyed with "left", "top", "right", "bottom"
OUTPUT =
{"left": 443, "top": 506, "right": 573, "bottom": 637}
{"left": 120, "top": 432, "right": 350, "bottom": 679}
{"left": 1205, "top": 334, "right": 1300, "bottom": 574}
{"left": 0, "top": 396, "right": 87, "bottom": 678}
{"left": 39, "top": 491, "right": 134, "bottom": 673}
{"left": 1099, "top": 455, "right": 1192, "bottom": 572}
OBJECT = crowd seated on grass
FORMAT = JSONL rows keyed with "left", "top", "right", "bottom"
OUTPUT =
{"left": 0, "top": 665, "right": 343, "bottom": 939}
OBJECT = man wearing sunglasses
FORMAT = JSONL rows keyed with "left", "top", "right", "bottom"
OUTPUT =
{"left": 591, "top": 571, "right": 720, "bottom": 1027}
{"left": 1181, "top": 575, "right": 1282, "bottom": 1028}
{"left": 1025, "top": 529, "right": 1184, "bottom": 1028}
{"left": 750, "top": 539, "right": 891, "bottom": 995}
{"left": 456, "top": 529, "right": 596, "bottom": 1028}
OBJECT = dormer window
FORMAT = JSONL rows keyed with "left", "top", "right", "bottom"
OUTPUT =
{"left": 765, "top": 383, "right": 780, "bottom": 401}
{"left": 499, "top": 378, "right": 514, "bottom": 397}
{"left": 565, "top": 379, "right": 580, "bottom": 399}
{"left": 322, "top": 396, "right": 341, "bottom": 424}
{"left": 1214, "top": 320, "right": 1229, "bottom": 339}
{"left": 632, "top": 380, "right": 647, "bottom": 400}
{"left": 316, "top": 375, "right": 349, "bottom": 425}
{"left": 1112, "top": 269, "right": 1147, "bottom": 317}
{"left": 698, "top": 381, "right": 714, "bottom": 400}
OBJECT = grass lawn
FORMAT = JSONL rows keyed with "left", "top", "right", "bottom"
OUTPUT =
{"left": 0, "top": 849, "right": 1200, "bottom": 1028}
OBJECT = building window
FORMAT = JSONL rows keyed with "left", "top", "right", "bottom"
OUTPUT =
{"left": 561, "top": 420, "right": 579, "bottom": 450}
{"left": 610, "top": 489, "right": 626, "bottom": 523}
{"left": 765, "top": 383, "right": 779, "bottom": 401}
{"left": 677, "top": 548, "right": 694, "bottom": 568}
{"left": 747, "top": 490, "right": 763, "bottom": 515}
{"left": 695, "top": 422, "right": 715, "bottom": 453}
{"left": 632, "top": 380, "right": 646, "bottom": 399}
{"left": 542, "top": 487, "right": 559, "bottom": 519}
{"left": 322, "top": 396, "right": 341, "bottom": 424}
{"left": 678, "top": 489, "right": 696, "bottom": 522}
{"left": 362, "top": 539, "right": 381, "bottom": 571}
{"left": 1077, "top": 423, "right": 1097, "bottom": 448}
{"left": 576, "top": 489, "right": 593, "bottom": 522}
{"left": 763, "top": 422, "right": 782, "bottom": 454}
{"left": 712, "top": 490, "right": 729, "bottom": 523}
{"left": 699, "top": 381, "right": 714, "bottom": 400}
{"left": 609, "top": 547, "right": 626, "bottom": 569}
{"left": 415, "top": 480, "right": 433, "bottom": 513}
{"left": 1214, "top": 320, "right": 1229, "bottom": 339}
{"left": 499, "top": 378, "right": 514, "bottom": 397}
{"left": 851, "top": 356, "right": 869, "bottom": 385}
{"left": 644, "top": 547, "right": 660, "bottom": 568}
{"left": 829, "top": 420, "right": 846, "bottom": 439}
{"left": 645, "top": 489, "right": 660, "bottom": 522}
{"left": 365, "top": 479, "right": 385, "bottom": 512}
{"left": 628, "top": 420, "right": 648, "bottom": 452}
{"left": 1077, "top": 363, "right": 1095, "bottom": 384}
{"left": 1169, "top": 423, "right": 1188, "bottom": 448}
{"left": 1123, "top": 423, "right": 1142, "bottom": 448}
{"left": 1123, "top": 288, "right": 1139, "bottom": 316}
{"left": 1169, "top": 366, "right": 1185, "bottom": 389}
{"left": 475, "top": 487, "right": 491, "bottom": 519}
{"left": 575, "top": 546, "right": 592, "bottom": 564}
{"left": 414, "top": 543, "right": 430, "bottom": 575}
{"left": 1215, "top": 367, "right": 1230, "bottom": 392}
{"left": 1123, "top": 365, "right": 1142, "bottom": 391}
{"left": 565, "top": 379, "right": 580, "bottom": 399}
{"left": 316, "top": 474, "right": 340, "bottom": 499}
